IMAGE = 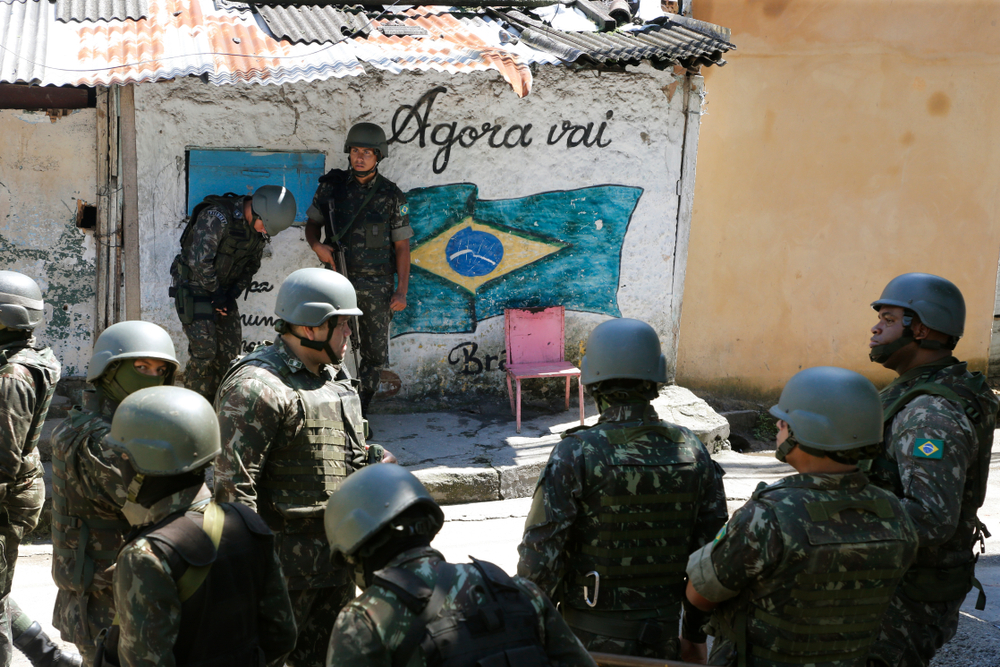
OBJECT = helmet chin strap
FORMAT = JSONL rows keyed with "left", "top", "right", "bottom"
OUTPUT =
{"left": 348, "top": 155, "right": 379, "bottom": 179}
{"left": 292, "top": 321, "right": 344, "bottom": 366}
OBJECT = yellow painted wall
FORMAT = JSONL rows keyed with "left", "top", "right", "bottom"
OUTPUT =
{"left": 676, "top": 0, "right": 1000, "bottom": 398}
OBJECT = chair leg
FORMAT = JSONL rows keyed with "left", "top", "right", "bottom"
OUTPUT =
{"left": 564, "top": 376, "right": 570, "bottom": 411}
{"left": 516, "top": 379, "right": 522, "bottom": 433}
{"left": 578, "top": 377, "right": 585, "bottom": 425}
{"left": 506, "top": 373, "right": 515, "bottom": 417}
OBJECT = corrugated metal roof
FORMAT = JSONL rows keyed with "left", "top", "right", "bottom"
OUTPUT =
{"left": 0, "top": 0, "right": 733, "bottom": 96}
{"left": 0, "top": 0, "right": 48, "bottom": 84}
{"left": 52, "top": 0, "right": 148, "bottom": 23}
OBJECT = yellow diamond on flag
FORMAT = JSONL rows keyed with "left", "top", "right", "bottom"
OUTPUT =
{"left": 410, "top": 217, "right": 567, "bottom": 294}
{"left": 918, "top": 441, "right": 940, "bottom": 456}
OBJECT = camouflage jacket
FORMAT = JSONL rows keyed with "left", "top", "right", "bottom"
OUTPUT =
{"left": 0, "top": 339, "right": 60, "bottom": 501}
{"left": 214, "top": 336, "right": 378, "bottom": 589}
{"left": 328, "top": 546, "right": 597, "bottom": 667}
{"left": 687, "top": 472, "right": 918, "bottom": 667}
{"left": 170, "top": 196, "right": 265, "bottom": 296}
{"left": 874, "top": 358, "right": 999, "bottom": 569}
{"left": 114, "top": 484, "right": 296, "bottom": 667}
{"left": 306, "top": 169, "right": 412, "bottom": 278}
{"left": 50, "top": 392, "right": 129, "bottom": 595}
{"left": 516, "top": 402, "right": 727, "bottom": 635}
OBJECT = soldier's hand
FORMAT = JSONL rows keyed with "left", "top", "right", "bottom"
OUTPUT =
{"left": 381, "top": 450, "right": 397, "bottom": 464}
{"left": 311, "top": 242, "right": 337, "bottom": 268}
{"left": 680, "top": 638, "right": 707, "bottom": 664}
{"left": 389, "top": 291, "right": 407, "bottom": 312}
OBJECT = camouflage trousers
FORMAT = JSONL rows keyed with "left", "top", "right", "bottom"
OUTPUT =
{"left": 286, "top": 583, "right": 356, "bottom": 667}
{"left": 0, "top": 476, "right": 44, "bottom": 667}
{"left": 180, "top": 303, "right": 243, "bottom": 403}
{"left": 52, "top": 586, "right": 115, "bottom": 667}
{"left": 869, "top": 588, "right": 963, "bottom": 667}
{"left": 353, "top": 276, "right": 394, "bottom": 413}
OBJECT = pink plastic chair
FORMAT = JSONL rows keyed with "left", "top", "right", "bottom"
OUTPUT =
{"left": 505, "top": 306, "right": 585, "bottom": 433}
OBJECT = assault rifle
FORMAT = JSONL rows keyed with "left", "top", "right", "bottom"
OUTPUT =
{"left": 328, "top": 200, "right": 362, "bottom": 375}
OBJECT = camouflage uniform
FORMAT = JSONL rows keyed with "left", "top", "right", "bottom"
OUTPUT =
{"left": 517, "top": 402, "right": 727, "bottom": 661}
{"left": 867, "top": 358, "right": 999, "bottom": 666}
{"left": 329, "top": 546, "right": 597, "bottom": 667}
{"left": 0, "top": 336, "right": 60, "bottom": 667}
{"left": 113, "top": 484, "right": 297, "bottom": 667}
{"left": 687, "top": 472, "right": 918, "bottom": 666}
{"left": 306, "top": 169, "right": 412, "bottom": 410}
{"left": 214, "top": 336, "right": 383, "bottom": 666}
{"left": 170, "top": 196, "right": 265, "bottom": 402}
{"left": 49, "top": 392, "right": 131, "bottom": 666}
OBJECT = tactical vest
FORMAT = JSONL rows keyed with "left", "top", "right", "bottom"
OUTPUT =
{"left": 141, "top": 502, "right": 272, "bottom": 667}
{"left": 559, "top": 418, "right": 704, "bottom": 621}
{"left": 223, "top": 343, "right": 362, "bottom": 526}
{"left": 173, "top": 195, "right": 265, "bottom": 290}
{"left": 319, "top": 170, "right": 395, "bottom": 277}
{"left": 0, "top": 344, "right": 60, "bottom": 480}
{"left": 51, "top": 397, "right": 130, "bottom": 597}
{"left": 733, "top": 479, "right": 914, "bottom": 667}
{"left": 372, "top": 556, "right": 549, "bottom": 667}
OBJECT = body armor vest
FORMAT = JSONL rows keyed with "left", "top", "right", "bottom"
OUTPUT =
{"left": 224, "top": 343, "right": 362, "bottom": 525}
{"left": 736, "top": 478, "right": 914, "bottom": 667}
{"left": 319, "top": 170, "right": 395, "bottom": 277}
{"left": 143, "top": 502, "right": 272, "bottom": 667}
{"left": 51, "top": 396, "right": 130, "bottom": 594}
{"left": 560, "top": 417, "right": 703, "bottom": 617}
{"left": 372, "top": 555, "right": 549, "bottom": 667}
{"left": 1, "top": 344, "right": 59, "bottom": 480}
{"left": 173, "top": 195, "right": 264, "bottom": 289}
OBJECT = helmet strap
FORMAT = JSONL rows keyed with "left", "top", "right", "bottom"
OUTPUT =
{"left": 869, "top": 329, "right": 916, "bottom": 364}
{"left": 292, "top": 321, "right": 344, "bottom": 366}
{"left": 127, "top": 473, "right": 145, "bottom": 504}
{"left": 350, "top": 165, "right": 378, "bottom": 179}
{"left": 774, "top": 436, "right": 798, "bottom": 463}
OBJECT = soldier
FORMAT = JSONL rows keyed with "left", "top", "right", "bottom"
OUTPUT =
{"left": 0, "top": 271, "right": 62, "bottom": 667}
{"left": 866, "top": 273, "right": 999, "bottom": 666}
{"left": 516, "top": 318, "right": 727, "bottom": 663}
{"left": 685, "top": 366, "right": 919, "bottom": 666}
{"left": 50, "top": 321, "right": 178, "bottom": 667}
{"left": 170, "top": 184, "right": 296, "bottom": 402}
{"left": 104, "top": 386, "right": 297, "bottom": 667}
{"left": 304, "top": 123, "right": 412, "bottom": 414}
{"left": 325, "top": 463, "right": 598, "bottom": 667}
{"left": 214, "top": 267, "right": 394, "bottom": 666}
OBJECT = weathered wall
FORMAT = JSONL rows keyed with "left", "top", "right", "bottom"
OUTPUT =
{"left": 134, "top": 66, "right": 697, "bottom": 399}
{"left": 0, "top": 109, "right": 97, "bottom": 376}
{"left": 677, "top": 0, "right": 1000, "bottom": 398}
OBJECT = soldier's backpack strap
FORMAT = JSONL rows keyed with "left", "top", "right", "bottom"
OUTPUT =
{"left": 144, "top": 502, "right": 224, "bottom": 602}
{"left": 372, "top": 563, "right": 456, "bottom": 667}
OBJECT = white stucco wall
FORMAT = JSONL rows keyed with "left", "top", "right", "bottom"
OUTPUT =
{"left": 0, "top": 109, "right": 97, "bottom": 376}
{"left": 135, "top": 66, "right": 695, "bottom": 399}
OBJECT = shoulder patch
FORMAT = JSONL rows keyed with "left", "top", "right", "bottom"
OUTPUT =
{"left": 207, "top": 209, "right": 227, "bottom": 225}
{"left": 713, "top": 524, "right": 727, "bottom": 544}
{"left": 913, "top": 438, "right": 944, "bottom": 459}
{"left": 399, "top": 204, "right": 409, "bottom": 216}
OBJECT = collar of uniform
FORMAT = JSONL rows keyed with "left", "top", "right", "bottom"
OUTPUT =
{"left": 772, "top": 470, "right": 869, "bottom": 491}
{"left": 142, "top": 483, "right": 211, "bottom": 526}
{"left": 886, "top": 356, "right": 960, "bottom": 392}
{"left": 272, "top": 336, "right": 307, "bottom": 374}
{"left": 599, "top": 401, "right": 657, "bottom": 424}
{"left": 383, "top": 545, "right": 444, "bottom": 571}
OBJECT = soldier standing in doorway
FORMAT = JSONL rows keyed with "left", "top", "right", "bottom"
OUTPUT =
{"left": 304, "top": 123, "right": 412, "bottom": 415}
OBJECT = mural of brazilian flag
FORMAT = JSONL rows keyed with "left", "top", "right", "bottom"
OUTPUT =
{"left": 392, "top": 183, "right": 643, "bottom": 336}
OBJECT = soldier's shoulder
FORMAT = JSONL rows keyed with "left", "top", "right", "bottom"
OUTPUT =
{"left": 896, "top": 392, "right": 970, "bottom": 432}
{"left": 218, "top": 358, "right": 297, "bottom": 408}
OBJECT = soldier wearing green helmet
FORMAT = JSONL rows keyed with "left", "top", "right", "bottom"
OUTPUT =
{"left": 0, "top": 271, "right": 62, "bottom": 667}
{"left": 214, "top": 267, "right": 395, "bottom": 667}
{"left": 304, "top": 122, "right": 413, "bottom": 415}
{"left": 516, "top": 318, "right": 727, "bottom": 664}
{"left": 686, "top": 366, "right": 919, "bottom": 667}
{"left": 324, "top": 464, "right": 597, "bottom": 667}
{"left": 48, "top": 320, "right": 178, "bottom": 667}
{"left": 866, "top": 273, "right": 999, "bottom": 667}
{"left": 101, "top": 386, "right": 296, "bottom": 667}
{"left": 170, "top": 184, "right": 296, "bottom": 402}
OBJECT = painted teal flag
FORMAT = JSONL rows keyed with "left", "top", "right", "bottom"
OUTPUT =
{"left": 393, "top": 183, "right": 642, "bottom": 336}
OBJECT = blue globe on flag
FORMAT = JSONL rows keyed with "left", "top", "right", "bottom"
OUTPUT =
{"left": 445, "top": 227, "right": 505, "bottom": 278}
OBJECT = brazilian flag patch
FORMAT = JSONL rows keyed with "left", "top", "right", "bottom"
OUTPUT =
{"left": 400, "top": 204, "right": 409, "bottom": 216}
{"left": 713, "top": 525, "right": 727, "bottom": 544}
{"left": 913, "top": 438, "right": 944, "bottom": 460}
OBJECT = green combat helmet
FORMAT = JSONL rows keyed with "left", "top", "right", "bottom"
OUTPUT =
{"left": 325, "top": 463, "right": 444, "bottom": 565}
{"left": 106, "top": 385, "right": 221, "bottom": 476}
{"left": 275, "top": 268, "right": 363, "bottom": 364}
{"left": 343, "top": 122, "right": 390, "bottom": 160}
{"left": 0, "top": 270, "right": 45, "bottom": 330}
{"left": 870, "top": 273, "right": 964, "bottom": 362}
{"left": 88, "top": 320, "right": 179, "bottom": 383}
{"left": 769, "top": 366, "right": 883, "bottom": 462}
{"left": 252, "top": 185, "right": 296, "bottom": 237}
{"left": 581, "top": 318, "right": 667, "bottom": 385}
